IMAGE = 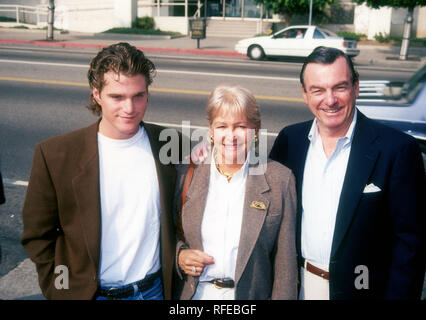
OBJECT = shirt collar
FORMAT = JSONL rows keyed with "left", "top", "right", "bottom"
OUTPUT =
{"left": 308, "top": 108, "right": 358, "bottom": 145}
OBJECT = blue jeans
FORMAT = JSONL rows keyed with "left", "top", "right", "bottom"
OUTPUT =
{"left": 96, "top": 275, "right": 164, "bottom": 300}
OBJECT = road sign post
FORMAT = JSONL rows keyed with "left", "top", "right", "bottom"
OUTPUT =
{"left": 189, "top": 18, "right": 206, "bottom": 49}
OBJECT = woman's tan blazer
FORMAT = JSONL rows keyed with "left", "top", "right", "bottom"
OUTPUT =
{"left": 174, "top": 159, "right": 297, "bottom": 300}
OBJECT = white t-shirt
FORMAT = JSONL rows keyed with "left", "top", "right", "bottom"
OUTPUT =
{"left": 97, "top": 126, "right": 161, "bottom": 286}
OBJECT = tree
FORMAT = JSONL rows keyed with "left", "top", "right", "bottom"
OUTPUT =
{"left": 47, "top": 0, "right": 55, "bottom": 40}
{"left": 352, "top": 0, "right": 426, "bottom": 59}
{"left": 255, "top": 0, "right": 335, "bottom": 26}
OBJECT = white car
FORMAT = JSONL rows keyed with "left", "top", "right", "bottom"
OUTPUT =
{"left": 235, "top": 25, "right": 360, "bottom": 60}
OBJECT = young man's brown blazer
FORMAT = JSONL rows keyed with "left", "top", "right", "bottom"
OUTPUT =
{"left": 21, "top": 119, "right": 177, "bottom": 299}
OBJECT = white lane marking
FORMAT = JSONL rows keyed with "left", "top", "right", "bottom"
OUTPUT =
{"left": 3, "top": 178, "right": 28, "bottom": 186}
{"left": 0, "top": 46, "right": 282, "bottom": 66}
{"left": 0, "top": 58, "right": 87, "bottom": 68}
{"left": 158, "top": 69, "right": 298, "bottom": 81}
{"left": 0, "top": 58, "right": 299, "bottom": 81}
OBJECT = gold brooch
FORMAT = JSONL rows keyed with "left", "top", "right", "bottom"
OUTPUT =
{"left": 250, "top": 201, "right": 266, "bottom": 210}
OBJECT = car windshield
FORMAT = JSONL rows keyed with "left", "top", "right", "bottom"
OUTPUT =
{"left": 403, "top": 65, "right": 426, "bottom": 102}
{"left": 401, "top": 65, "right": 426, "bottom": 102}
{"left": 319, "top": 28, "right": 338, "bottom": 37}
{"left": 274, "top": 28, "right": 307, "bottom": 39}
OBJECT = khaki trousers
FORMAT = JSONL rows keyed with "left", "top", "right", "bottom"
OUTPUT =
{"left": 299, "top": 260, "right": 330, "bottom": 300}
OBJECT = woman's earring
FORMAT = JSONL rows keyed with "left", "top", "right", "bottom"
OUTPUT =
{"left": 210, "top": 135, "right": 214, "bottom": 144}
{"left": 254, "top": 135, "right": 259, "bottom": 143}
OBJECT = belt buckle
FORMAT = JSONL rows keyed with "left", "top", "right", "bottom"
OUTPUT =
{"left": 213, "top": 279, "right": 223, "bottom": 290}
{"left": 107, "top": 287, "right": 117, "bottom": 296}
{"left": 104, "top": 287, "right": 118, "bottom": 299}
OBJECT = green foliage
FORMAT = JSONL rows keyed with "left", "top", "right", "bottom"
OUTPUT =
{"left": 255, "top": 0, "right": 335, "bottom": 23}
{"left": 411, "top": 37, "right": 426, "bottom": 46}
{"left": 0, "top": 16, "right": 16, "bottom": 22}
{"left": 336, "top": 31, "right": 367, "bottom": 41}
{"left": 103, "top": 27, "right": 181, "bottom": 37}
{"left": 373, "top": 32, "right": 426, "bottom": 46}
{"left": 352, "top": 0, "right": 426, "bottom": 9}
{"left": 374, "top": 32, "right": 392, "bottom": 42}
{"left": 133, "top": 16, "right": 155, "bottom": 30}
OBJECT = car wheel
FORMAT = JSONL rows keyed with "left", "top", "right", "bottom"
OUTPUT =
{"left": 247, "top": 45, "right": 265, "bottom": 60}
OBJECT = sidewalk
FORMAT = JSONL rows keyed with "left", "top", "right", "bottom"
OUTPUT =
{"left": 0, "top": 27, "right": 425, "bottom": 69}
{"left": 0, "top": 259, "right": 43, "bottom": 300}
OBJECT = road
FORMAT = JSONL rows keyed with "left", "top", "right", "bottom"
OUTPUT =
{"left": 0, "top": 43, "right": 422, "bottom": 299}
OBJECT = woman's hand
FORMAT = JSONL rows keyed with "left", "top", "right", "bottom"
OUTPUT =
{"left": 188, "top": 141, "right": 211, "bottom": 164}
{"left": 178, "top": 249, "right": 214, "bottom": 276}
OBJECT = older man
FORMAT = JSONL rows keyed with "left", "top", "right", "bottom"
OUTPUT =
{"left": 270, "top": 46, "right": 425, "bottom": 300}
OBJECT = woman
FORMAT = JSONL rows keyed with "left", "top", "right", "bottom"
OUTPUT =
{"left": 174, "top": 84, "right": 297, "bottom": 300}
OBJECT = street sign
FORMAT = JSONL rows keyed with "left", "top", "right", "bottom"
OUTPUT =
{"left": 189, "top": 18, "right": 206, "bottom": 40}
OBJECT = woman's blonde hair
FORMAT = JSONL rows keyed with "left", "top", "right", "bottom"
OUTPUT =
{"left": 206, "top": 84, "right": 261, "bottom": 130}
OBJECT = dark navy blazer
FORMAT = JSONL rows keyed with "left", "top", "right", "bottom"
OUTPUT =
{"left": 0, "top": 171, "right": 5, "bottom": 205}
{"left": 270, "top": 110, "right": 425, "bottom": 299}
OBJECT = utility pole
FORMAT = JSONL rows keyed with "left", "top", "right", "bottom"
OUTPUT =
{"left": 47, "top": 0, "right": 55, "bottom": 41}
{"left": 399, "top": 7, "right": 413, "bottom": 61}
{"left": 308, "top": 0, "right": 313, "bottom": 25}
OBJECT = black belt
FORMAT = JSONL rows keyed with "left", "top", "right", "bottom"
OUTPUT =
{"left": 96, "top": 269, "right": 161, "bottom": 299}
{"left": 206, "top": 278, "right": 235, "bottom": 289}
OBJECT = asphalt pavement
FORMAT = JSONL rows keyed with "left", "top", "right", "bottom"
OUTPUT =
{"left": 0, "top": 27, "right": 425, "bottom": 69}
{"left": 0, "top": 26, "right": 425, "bottom": 300}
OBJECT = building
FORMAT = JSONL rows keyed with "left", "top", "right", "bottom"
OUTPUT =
{"left": 0, "top": 0, "right": 425, "bottom": 38}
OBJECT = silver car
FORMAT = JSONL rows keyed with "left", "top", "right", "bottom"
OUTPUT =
{"left": 357, "top": 65, "right": 426, "bottom": 161}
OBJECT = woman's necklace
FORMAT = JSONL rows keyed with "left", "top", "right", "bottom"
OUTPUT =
{"left": 214, "top": 148, "right": 235, "bottom": 182}
{"left": 215, "top": 164, "right": 234, "bottom": 182}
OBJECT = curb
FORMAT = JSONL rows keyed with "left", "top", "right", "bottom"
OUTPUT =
{"left": 0, "top": 38, "right": 245, "bottom": 58}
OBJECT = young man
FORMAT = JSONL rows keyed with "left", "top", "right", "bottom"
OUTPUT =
{"left": 270, "top": 46, "right": 425, "bottom": 299}
{"left": 21, "top": 43, "right": 178, "bottom": 300}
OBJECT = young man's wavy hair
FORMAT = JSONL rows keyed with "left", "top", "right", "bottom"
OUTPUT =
{"left": 86, "top": 42, "right": 156, "bottom": 116}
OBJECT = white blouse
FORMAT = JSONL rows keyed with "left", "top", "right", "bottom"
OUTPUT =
{"left": 198, "top": 154, "right": 249, "bottom": 282}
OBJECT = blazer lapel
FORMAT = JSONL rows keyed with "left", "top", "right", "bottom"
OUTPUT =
{"left": 234, "top": 164, "right": 270, "bottom": 285}
{"left": 72, "top": 121, "right": 101, "bottom": 271}
{"left": 330, "top": 112, "right": 380, "bottom": 258}
{"left": 144, "top": 122, "right": 177, "bottom": 251}
{"left": 181, "top": 162, "right": 210, "bottom": 251}
{"left": 292, "top": 122, "right": 311, "bottom": 256}
{"left": 144, "top": 122, "right": 177, "bottom": 299}
{"left": 293, "top": 124, "right": 312, "bottom": 202}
